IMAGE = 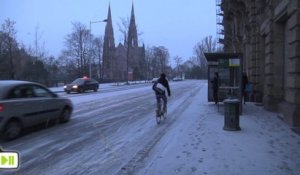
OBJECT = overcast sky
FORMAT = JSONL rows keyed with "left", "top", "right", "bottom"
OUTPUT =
{"left": 1, "top": 0, "right": 216, "bottom": 64}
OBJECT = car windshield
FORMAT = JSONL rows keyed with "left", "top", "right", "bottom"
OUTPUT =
{"left": 90, "top": 79, "right": 97, "bottom": 83}
{"left": 72, "top": 78, "right": 84, "bottom": 84}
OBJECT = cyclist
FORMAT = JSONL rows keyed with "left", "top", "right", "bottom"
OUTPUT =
{"left": 152, "top": 73, "right": 171, "bottom": 116}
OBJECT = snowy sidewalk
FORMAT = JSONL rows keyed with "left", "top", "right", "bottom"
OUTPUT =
{"left": 137, "top": 85, "right": 300, "bottom": 175}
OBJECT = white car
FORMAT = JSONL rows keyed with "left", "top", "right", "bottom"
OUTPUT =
{"left": 0, "top": 80, "right": 73, "bottom": 140}
{"left": 173, "top": 77, "right": 182, "bottom": 81}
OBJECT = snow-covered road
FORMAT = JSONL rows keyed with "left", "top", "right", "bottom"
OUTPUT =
{"left": 1, "top": 80, "right": 204, "bottom": 175}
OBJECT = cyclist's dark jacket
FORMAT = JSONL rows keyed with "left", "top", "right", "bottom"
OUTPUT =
{"left": 152, "top": 77, "right": 171, "bottom": 96}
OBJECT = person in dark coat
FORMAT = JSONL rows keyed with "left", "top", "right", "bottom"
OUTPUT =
{"left": 152, "top": 73, "right": 171, "bottom": 116}
{"left": 242, "top": 72, "right": 249, "bottom": 104}
{"left": 211, "top": 72, "right": 219, "bottom": 104}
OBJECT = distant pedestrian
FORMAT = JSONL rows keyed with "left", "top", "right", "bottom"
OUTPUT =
{"left": 242, "top": 72, "right": 249, "bottom": 104}
{"left": 211, "top": 72, "right": 219, "bottom": 104}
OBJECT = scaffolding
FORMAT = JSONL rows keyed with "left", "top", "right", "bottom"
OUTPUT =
{"left": 216, "top": 0, "right": 224, "bottom": 50}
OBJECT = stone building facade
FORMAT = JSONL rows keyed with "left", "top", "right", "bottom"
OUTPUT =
{"left": 102, "top": 4, "right": 145, "bottom": 82}
{"left": 220, "top": 0, "right": 300, "bottom": 128}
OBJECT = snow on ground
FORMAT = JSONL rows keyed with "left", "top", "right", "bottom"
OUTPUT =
{"left": 50, "top": 82, "right": 153, "bottom": 105}
{"left": 1, "top": 80, "right": 201, "bottom": 175}
{"left": 49, "top": 81, "right": 151, "bottom": 93}
{"left": 136, "top": 84, "right": 300, "bottom": 175}
{"left": 1, "top": 80, "right": 299, "bottom": 175}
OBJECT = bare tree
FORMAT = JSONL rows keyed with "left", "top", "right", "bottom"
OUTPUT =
{"left": 24, "top": 25, "right": 50, "bottom": 83}
{"left": 145, "top": 45, "right": 153, "bottom": 79}
{"left": 1, "top": 19, "right": 18, "bottom": 79}
{"left": 33, "top": 25, "right": 47, "bottom": 61}
{"left": 118, "top": 17, "right": 143, "bottom": 45}
{"left": 193, "top": 35, "right": 218, "bottom": 78}
{"left": 194, "top": 35, "right": 217, "bottom": 68}
{"left": 57, "top": 51, "right": 80, "bottom": 81}
{"left": 118, "top": 17, "right": 130, "bottom": 45}
{"left": 174, "top": 55, "right": 183, "bottom": 77}
{"left": 0, "top": 19, "right": 50, "bottom": 83}
{"left": 145, "top": 46, "right": 171, "bottom": 78}
{"left": 43, "top": 56, "right": 60, "bottom": 86}
{"left": 152, "top": 46, "right": 170, "bottom": 75}
{"left": 92, "top": 36, "right": 104, "bottom": 79}
{"left": 64, "top": 22, "right": 90, "bottom": 76}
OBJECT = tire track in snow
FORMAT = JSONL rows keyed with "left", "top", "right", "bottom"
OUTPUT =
{"left": 2, "top": 81, "right": 203, "bottom": 175}
{"left": 116, "top": 84, "right": 203, "bottom": 175}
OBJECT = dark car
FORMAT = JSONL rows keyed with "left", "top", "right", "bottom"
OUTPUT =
{"left": 0, "top": 80, "right": 73, "bottom": 140}
{"left": 64, "top": 77, "right": 99, "bottom": 94}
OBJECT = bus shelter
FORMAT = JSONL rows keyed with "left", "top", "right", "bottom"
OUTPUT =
{"left": 204, "top": 53, "right": 243, "bottom": 113}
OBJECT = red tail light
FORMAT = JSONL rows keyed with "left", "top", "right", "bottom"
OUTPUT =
{"left": 0, "top": 104, "right": 3, "bottom": 112}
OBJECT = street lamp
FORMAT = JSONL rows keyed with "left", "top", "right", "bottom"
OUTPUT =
{"left": 89, "top": 19, "right": 107, "bottom": 78}
{"left": 126, "top": 34, "right": 129, "bottom": 85}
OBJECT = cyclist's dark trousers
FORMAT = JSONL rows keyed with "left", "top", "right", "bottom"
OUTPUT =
{"left": 156, "top": 94, "right": 167, "bottom": 112}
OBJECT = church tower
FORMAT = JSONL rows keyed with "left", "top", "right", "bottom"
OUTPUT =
{"left": 128, "top": 3, "right": 138, "bottom": 48}
{"left": 102, "top": 4, "right": 115, "bottom": 80}
{"left": 127, "top": 3, "right": 144, "bottom": 80}
{"left": 102, "top": 3, "right": 146, "bottom": 81}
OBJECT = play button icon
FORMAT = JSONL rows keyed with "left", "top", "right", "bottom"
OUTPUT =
{"left": 0, "top": 151, "right": 19, "bottom": 169}
{"left": 1, "top": 156, "right": 8, "bottom": 164}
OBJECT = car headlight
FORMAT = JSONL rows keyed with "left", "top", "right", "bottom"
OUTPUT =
{"left": 72, "top": 85, "right": 78, "bottom": 88}
{"left": 63, "top": 85, "right": 67, "bottom": 88}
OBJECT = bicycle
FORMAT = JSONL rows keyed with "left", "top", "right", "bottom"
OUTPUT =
{"left": 155, "top": 99, "right": 167, "bottom": 125}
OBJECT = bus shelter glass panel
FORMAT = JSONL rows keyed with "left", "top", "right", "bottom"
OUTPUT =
{"left": 218, "top": 58, "right": 241, "bottom": 101}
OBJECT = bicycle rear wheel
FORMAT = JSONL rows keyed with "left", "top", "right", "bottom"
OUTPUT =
{"left": 156, "top": 115, "right": 161, "bottom": 124}
{"left": 156, "top": 111, "right": 166, "bottom": 124}
{"left": 156, "top": 98, "right": 165, "bottom": 124}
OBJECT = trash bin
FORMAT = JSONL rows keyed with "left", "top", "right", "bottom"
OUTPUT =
{"left": 223, "top": 98, "right": 241, "bottom": 131}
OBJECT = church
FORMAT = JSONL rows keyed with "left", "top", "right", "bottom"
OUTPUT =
{"left": 102, "top": 4, "right": 146, "bottom": 82}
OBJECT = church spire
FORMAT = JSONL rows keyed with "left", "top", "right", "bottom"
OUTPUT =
{"left": 130, "top": 3, "right": 136, "bottom": 27}
{"left": 102, "top": 4, "right": 115, "bottom": 80}
{"left": 104, "top": 3, "right": 115, "bottom": 48}
{"left": 128, "top": 2, "right": 138, "bottom": 48}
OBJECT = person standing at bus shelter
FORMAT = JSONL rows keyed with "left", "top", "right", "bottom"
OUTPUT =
{"left": 211, "top": 72, "right": 219, "bottom": 104}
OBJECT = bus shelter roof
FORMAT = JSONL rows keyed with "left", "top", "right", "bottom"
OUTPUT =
{"left": 204, "top": 53, "right": 242, "bottom": 62}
